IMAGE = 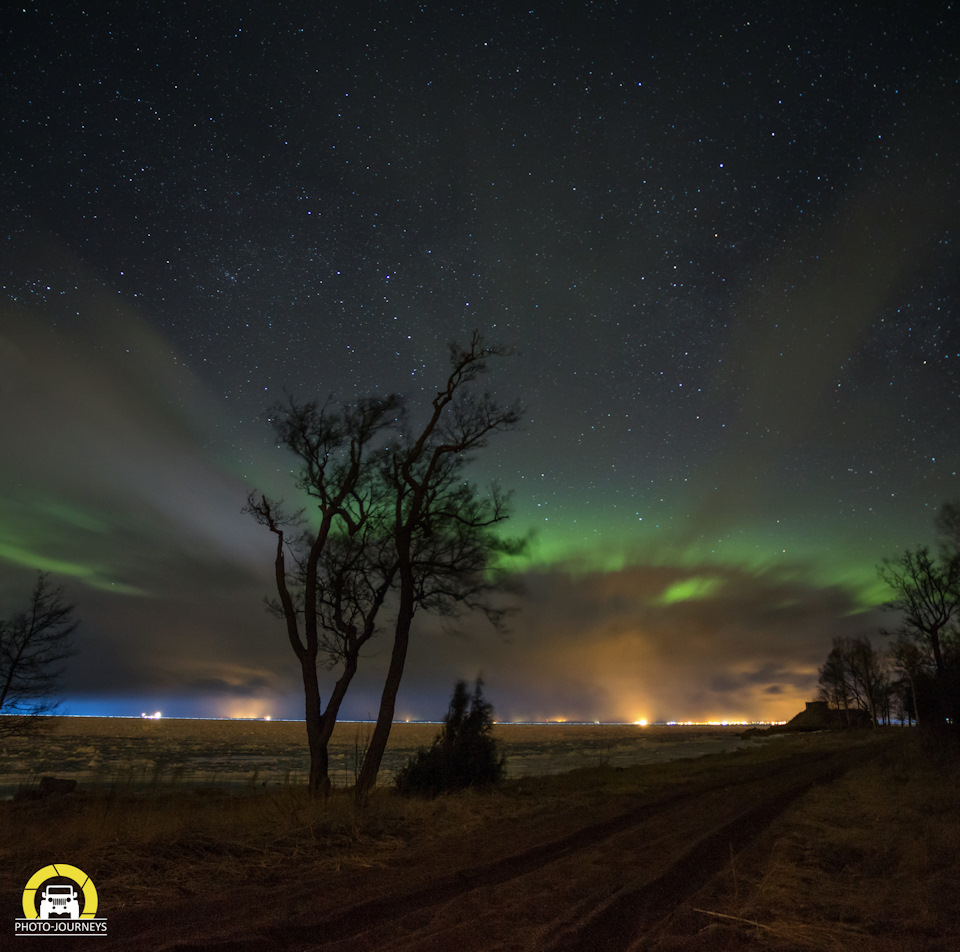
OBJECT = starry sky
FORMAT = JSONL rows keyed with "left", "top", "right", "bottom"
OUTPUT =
{"left": 2, "top": 2, "right": 958, "bottom": 724}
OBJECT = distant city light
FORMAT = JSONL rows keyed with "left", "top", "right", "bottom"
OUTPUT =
{"left": 141, "top": 711, "right": 162, "bottom": 719}
{"left": 634, "top": 718, "right": 649, "bottom": 727}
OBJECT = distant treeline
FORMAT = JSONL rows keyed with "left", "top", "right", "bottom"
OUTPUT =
{"left": 818, "top": 501, "right": 960, "bottom": 728}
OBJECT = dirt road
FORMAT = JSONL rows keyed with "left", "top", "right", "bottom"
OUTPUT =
{"left": 93, "top": 737, "right": 880, "bottom": 951}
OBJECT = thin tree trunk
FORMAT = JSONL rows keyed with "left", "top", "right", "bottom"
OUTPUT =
{"left": 320, "top": 655, "right": 358, "bottom": 743}
{"left": 356, "top": 582, "right": 414, "bottom": 799}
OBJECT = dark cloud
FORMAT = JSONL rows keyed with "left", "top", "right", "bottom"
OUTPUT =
{"left": 179, "top": 676, "right": 275, "bottom": 698}
{"left": 393, "top": 560, "right": 885, "bottom": 723}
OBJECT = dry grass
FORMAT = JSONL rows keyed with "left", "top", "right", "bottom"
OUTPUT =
{"left": 658, "top": 731, "right": 960, "bottom": 951}
{"left": 3, "top": 730, "right": 958, "bottom": 951}
{"left": 1, "top": 765, "right": 573, "bottom": 917}
{"left": 2, "top": 781, "right": 443, "bottom": 910}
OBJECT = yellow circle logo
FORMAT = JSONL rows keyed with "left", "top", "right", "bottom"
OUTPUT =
{"left": 22, "top": 865, "right": 98, "bottom": 920}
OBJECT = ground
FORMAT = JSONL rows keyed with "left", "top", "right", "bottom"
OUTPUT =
{"left": 2, "top": 729, "right": 958, "bottom": 950}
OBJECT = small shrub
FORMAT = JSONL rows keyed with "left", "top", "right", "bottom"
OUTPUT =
{"left": 395, "top": 679, "right": 505, "bottom": 797}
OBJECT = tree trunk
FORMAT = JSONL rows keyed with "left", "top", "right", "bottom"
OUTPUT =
{"left": 320, "top": 654, "right": 358, "bottom": 742}
{"left": 296, "top": 643, "right": 364, "bottom": 799}
{"left": 356, "top": 589, "right": 414, "bottom": 799}
{"left": 929, "top": 626, "right": 955, "bottom": 724}
{"left": 309, "top": 741, "right": 330, "bottom": 798}
{"left": 301, "top": 659, "right": 331, "bottom": 799}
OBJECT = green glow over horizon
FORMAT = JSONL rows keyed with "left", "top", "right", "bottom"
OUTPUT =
{"left": 657, "top": 577, "right": 722, "bottom": 605}
{"left": 1, "top": 479, "right": 901, "bottom": 612}
{"left": 499, "top": 504, "right": 895, "bottom": 612}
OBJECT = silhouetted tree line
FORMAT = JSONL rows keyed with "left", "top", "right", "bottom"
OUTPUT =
{"left": 818, "top": 502, "right": 960, "bottom": 728}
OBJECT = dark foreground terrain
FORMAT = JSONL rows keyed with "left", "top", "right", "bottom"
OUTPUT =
{"left": 3, "top": 730, "right": 958, "bottom": 950}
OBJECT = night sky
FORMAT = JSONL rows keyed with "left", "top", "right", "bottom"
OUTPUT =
{"left": 2, "top": 2, "right": 958, "bottom": 723}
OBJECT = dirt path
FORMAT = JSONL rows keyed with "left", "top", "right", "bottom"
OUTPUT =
{"left": 542, "top": 749, "right": 862, "bottom": 952}
{"left": 91, "top": 740, "right": 877, "bottom": 951}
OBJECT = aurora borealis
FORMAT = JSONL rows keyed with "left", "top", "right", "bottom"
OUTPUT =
{"left": 2, "top": 3, "right": 958, "bottom": 723}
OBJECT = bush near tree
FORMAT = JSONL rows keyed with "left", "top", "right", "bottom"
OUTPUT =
{"left": 395, "top": 679, "right": 505, "bottom": 797}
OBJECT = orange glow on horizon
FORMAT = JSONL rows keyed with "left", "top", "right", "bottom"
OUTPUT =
{"left": 221, "top": 702, "right": 274, "bottom": 720}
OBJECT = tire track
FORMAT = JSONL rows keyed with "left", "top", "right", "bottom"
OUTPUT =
{"left": 541, "top": 751, "right": 866, "bottom": 952}
{"left": 137, "top": 745, "right": 870, "bottom": 951}
{"left": 277, "top": 750, "right": 861, "bottom": 950}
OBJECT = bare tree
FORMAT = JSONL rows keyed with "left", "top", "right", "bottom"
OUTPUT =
{"left": 245, "top": 394, "right": 401, "bottom": 797}
{"left": 846, "top": 637, "right": 889, "bottom": 727}
{"left": 0, "top": 573, "right": 77, "bottom": 736}
{"left": 355, "top": 333, "right": 523, "bottom": 798}
{"left": 247, "top": 334, "right": 522, "bottom": 799}
{"left": 817, "top": 637, "right": 888, "bottom": 727}
{"left": 878, "top": 546, "right": 960, "bottom": 725}
{"left": 818, "top": 640, "right": 853, "bottom": 724}
{"left": 888, "top": 634, "right": 927, "bottom": 726}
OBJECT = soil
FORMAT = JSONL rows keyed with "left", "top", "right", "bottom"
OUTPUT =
{"left": 4, "top": 729, "right": 958, "bottom": 951}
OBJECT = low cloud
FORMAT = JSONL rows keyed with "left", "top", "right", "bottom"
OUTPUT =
{"left": 43, "top": 549, "right": 886, "bottom": 724}
{"left": 393, "top": 559, "right": 885, "bottom": 723}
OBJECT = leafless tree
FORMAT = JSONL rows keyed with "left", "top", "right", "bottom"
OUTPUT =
{"left": 818, "top": 640, "right": 853, "bottom": 724}
{"left": 247, "top": 333, "right": 522, "bottom": 799}
{"left": 245, "top": 394, "right": 401, "bottom": 797}
{"left": 0, "top": 573, "right": 77, "bottom": 736}
{"left": 847, "top": 637, "right": 889, "bottom": 726}
{"left": 887, "top": 634, "right": 927, "bottom": 726}
{"left": 878, "top": 546, "right": 960, "bottom": 724}
{"left": 355, "top": 333, "right": 523, "bottom": 798}
{"left": 817, "top": 636, "right": 888, "bottom": 727}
